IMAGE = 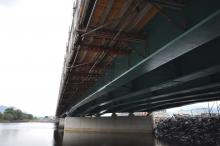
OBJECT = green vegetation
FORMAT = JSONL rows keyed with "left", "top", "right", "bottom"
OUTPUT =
{"left": 0, "top": 108, "right": 33, "bottom": 122}
{"left": 0, "top": 112, "right": 3, "bottom": 119}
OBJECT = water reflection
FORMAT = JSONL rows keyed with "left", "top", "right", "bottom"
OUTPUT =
{"left": 0, "top": 123, "right": 55, "bottom": 146}
{"left": 63, "top": 132, "right": 155, "bottom": 146}
{"left": 0, "top": 123, "right": 210, "bottom": 146}
{"left": 53, "top": 129, "right": 64, "bottom": 146}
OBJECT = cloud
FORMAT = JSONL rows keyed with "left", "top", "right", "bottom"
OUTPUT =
{"left": 0, "top": 0, "right": 73, "bottom": 116}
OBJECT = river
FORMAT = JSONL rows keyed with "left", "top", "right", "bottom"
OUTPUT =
{"left": 0, "top": 122, "right": 191, "bottom": 146}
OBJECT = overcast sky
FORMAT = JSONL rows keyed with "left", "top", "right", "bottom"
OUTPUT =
{"left": 0, "top": 0, "right": 73, "bottom": 116}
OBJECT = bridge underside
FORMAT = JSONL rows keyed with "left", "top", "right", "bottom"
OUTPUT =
{"left": 56, "top": 0, "right": 220, "bottom": 117}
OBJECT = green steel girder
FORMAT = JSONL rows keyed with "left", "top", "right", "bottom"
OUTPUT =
{"left": 78, "top": 65, "right": 220, "bottom": 116}
{"left": 117, "top": 87, "right": 220, "bottom": 112}
{"left": 67, "top": 10, "right": 220, "bottom": 116}
{"left": 89, "top": 82, "right": 220, "bottom": 115}
{"left": 137, "top": 96, "right": 220, "bottom": 113}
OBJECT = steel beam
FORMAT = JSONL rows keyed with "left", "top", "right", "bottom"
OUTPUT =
{"left": 110, "top": 0, "right": 133, "bottom": 28}
{"left": 69, "top": 77, "right": 98, "bottom": 81}
{"left": 77, "top": 43, "right": 131, "bottom": 55}
{"left": 77, "top": 64, "right": 220, "bottom": 116}
{"left": 98, "top": 0, "right": 114, "bottom": 24}
{"left": 150, "top": 0, "right": 185, "bottom": 10}
{"left": 70, "top": 72, "right": 102, "bottom": 76}
{"left": 137, "top": 96, "right": 220, "bottom": 113}
{"left": 80, "top": 0, "right": 90, "bottom": 25}
{"left": 99, "top": 65, "right": 220, "bottom": 107}
{"left": 69, "top": 64, "right": 111, "bottom": 70}
{"left": 67, "top": 81, "right": 94, "bottom": 84}
{"left": 126, "top": 3, "right": 152, "bottom": 31}
{"left": 78, "top": 29, "right": 145, "bottom": 42}
{"left": 70, "top": 74, "right": 102, "bottom": 78}
{"left": 85, "top": 0, "right": 99, "bottom": 31}
{"left": 85, "top": 96, "right": 220, "bottom": 116}
{"left": 118, "top": 90, "right": 220, "bottom": 112}
{"left": 85, "top": 82, "right": 220, "bottom": 116}
{"left": 66, "top": 10, "right": 220, "bottom": 116}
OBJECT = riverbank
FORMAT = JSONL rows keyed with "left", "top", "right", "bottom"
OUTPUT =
{"left": 154, "top": 116, "right": 220, "bottom": 145}
{"left": 0, "top": 120, "right": 34, "bottom": 123}
{"left": 0, "top": 120, "right": 55, "bottom": 123}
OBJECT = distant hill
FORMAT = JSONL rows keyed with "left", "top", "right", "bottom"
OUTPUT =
{"left": 0, "top": 105, "right": 8, "bottom": 113}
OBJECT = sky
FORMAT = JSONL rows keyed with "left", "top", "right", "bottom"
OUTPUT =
{"left": 167, "top": 101, "right": 220, "bottom": 115}
{"left": 0, "top": 0, "right": 73, "bottom": 116}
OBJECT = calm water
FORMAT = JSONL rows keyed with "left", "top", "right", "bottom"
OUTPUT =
{"left": 0, "top": 122, "right": 188, "bottom": 146}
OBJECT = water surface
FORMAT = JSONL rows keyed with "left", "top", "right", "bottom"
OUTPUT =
{"left": 0, "top": 122, "right": 209, "bottom": 146}
{"left": 0, "top": 123, "right": 55, "bottom": 146}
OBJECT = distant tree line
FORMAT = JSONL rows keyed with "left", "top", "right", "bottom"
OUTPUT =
{"left": 0, "top": 108, "right": 33, "bottom": 121}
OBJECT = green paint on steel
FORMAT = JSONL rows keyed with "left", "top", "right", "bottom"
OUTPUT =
{"left": 79, "top": 0, "right": 220, "bottom": 101}
{"left": 67, "top": 9, "right": 220, "bottom": 115}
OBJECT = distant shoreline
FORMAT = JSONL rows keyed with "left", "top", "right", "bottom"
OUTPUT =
{"left": 0, "top": 120, "right": 55, "bottom": 123}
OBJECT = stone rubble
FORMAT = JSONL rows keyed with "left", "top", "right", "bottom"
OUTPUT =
{"left": 154, "top": 116, "right": 220, "bottom": 145}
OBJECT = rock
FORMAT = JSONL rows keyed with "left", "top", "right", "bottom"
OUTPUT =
{"left": 154, "top": 116, "right": 220, "bottom": 145}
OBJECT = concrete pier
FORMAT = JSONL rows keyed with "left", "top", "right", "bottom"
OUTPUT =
{"left": 64, "top": 116, "right": 153, "bottom": 133}
{"left": 58, "top": 118, "right": 65, "bottom": 129}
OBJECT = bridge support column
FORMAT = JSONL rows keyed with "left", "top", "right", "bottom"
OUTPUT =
{"left": 58, "top": 118, "right": 65, "bottom": 129}
{"left": 64, "top": 116, "right": 153, "bottom": 133}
